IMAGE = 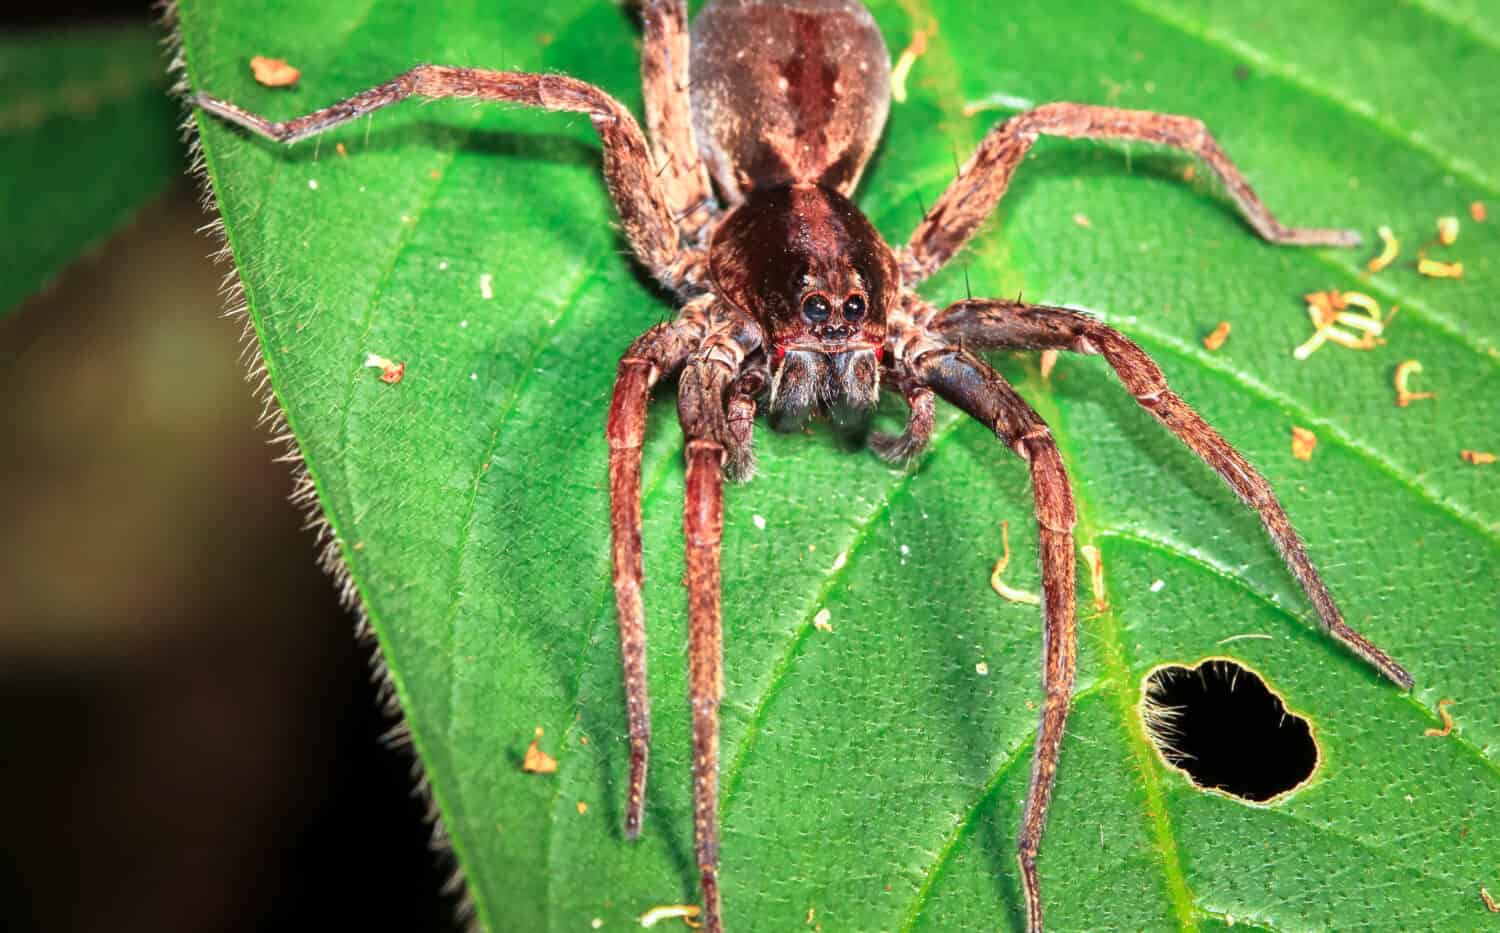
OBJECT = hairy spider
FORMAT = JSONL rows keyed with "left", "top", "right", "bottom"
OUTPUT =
{"left": 195, "top": 1, "right": 1414, "bottom": 929}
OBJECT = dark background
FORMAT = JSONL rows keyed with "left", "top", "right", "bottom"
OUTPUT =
{"left": 1, "top": 3, "right": 459, "bottom": 930}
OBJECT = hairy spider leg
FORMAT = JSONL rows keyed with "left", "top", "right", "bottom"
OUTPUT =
{"left": 932, "top": 298, "right": 1414, "bottom": 690}
{"left": 908, "top": 346, "right": 1078, "bottom": 933}
{"left": 676, "top": 323, "right": 756, "bottom": 933}
{"left": 195, "top": 65, "right": 701, "bottom": 291}
{"left": 608, "top": 312, "right": 713, "bottom": 840}
{"left": 901, "top": 102, "right": 1362, "bottom": 286}
{"left": 639, "top": 0, "right": 717, "bottom": 237}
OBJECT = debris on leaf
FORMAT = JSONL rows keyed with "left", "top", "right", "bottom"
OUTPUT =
{"left": 249, "top": 55, "right": 300, "bottom": 87}
{"left": 890, "top": 19, "right": 936, "bottom": 103}
{"left": 1366, "top": 225, "right": 1399, "bottom": 273}
{"left": 576, "top": 800, "right": 588, "bottom": 814}
{"left": 1436, "top": 215, "right": 1460, "bottom": 246}
{"left": 976, "top": 661, "right": 990, "bottom": 676}
{"left": 1471, "top": 201, "right": 1487, "bottom": 223}
{"left": 1149, "top": 579, "right": 1165, "bottom": 593}
{"left": 521, "top": 727, "right": 558, "bottom": 774}
{"left": 1482, "top": 887, "right": 1499, "bottom": 913}
{"left": 812, "top": 608, "right": 833, "bottom": 633}
{"left": 1393, "top": 360, "right": 1436, "bottom": 407}
{"left": 1202, "top": 321, "right": 1231, "bottom": 352}
{"left": 1423, "top": 698, "right": 1455, "bottom": 737}
{"left": 1291, "top": 426, "right": 1317, "bottom": 462}
{"left": 1039, "top": 349, "right": 1059, "bottom": 381}
{"left": 1417, "top": 257, "right": 1463, "bottom": 278}
{"left": 480, "top": 272, "right": 495, "bottom": 299}
{"left": 1293, "top": 290, "right": 1390, "bottom": 359}
{"left": 1080, "top": 544, "right": 1107, "bottom": 612}
{"left": 990, "top": 520, "right": 1040, "bottom": 605}
{"left": 363, "top": 353, "right": 406, "bottom": 384}
{"left": 335, "top": 142, "right": 347, "bottom": 158}
{"left": 1460, "top": 449, "right": 1496, "bottom": 465}
{"left": 1072, "top": 212, "right": 1092, "bottom": 228}
{"left": 639, "top": 904, "right": 701, "bottom": 929}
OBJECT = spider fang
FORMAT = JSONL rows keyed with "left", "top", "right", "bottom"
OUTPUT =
{"left": 1293, "top": 290, "right": 1390, "bottom": 359}
{"left": 990, "top": 520, "right": 1041, "bottom": 606}
{"left": 639, "top": 905, "right": 702, "bottom": 929}
{"left": 1202, "top": 320, "right": 1231, "bottom": 351}
{"left": 1423, "top": 698, "right": 1455, "bottom": 737}
{"left": 1393, "top": 360, "right": 1436, "bottom": 407}
{"left": 521, "top": 727, "right": 558, "bottom": 774}
{"left": 1080, "top": 544, "right": 1107, "bottom": 612}
{"left": 1291, "top": 426, "right": 1317, "bottom": 462}
{"left": 249, "top": 55, "right": 300, "bottom": 88}
{"left": 1461, "top": 449, "right": 1497, "bottom": 465}
{"left": 1366, "top": 225, "right": 1399, "bottom": 272}
{"left": 363, "top": 353, "right": 405, "bottom": 384}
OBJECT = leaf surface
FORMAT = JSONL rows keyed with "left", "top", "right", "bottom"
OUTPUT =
{"left": 0, "top": 25, "right": 181, "bottom": 317}
{"left": 177, "top": 1, "right": 1500, "bottom": 929}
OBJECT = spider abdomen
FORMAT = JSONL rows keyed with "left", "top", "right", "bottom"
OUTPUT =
{"left": 690, "top": 0, "right": 891, "bottom": 203}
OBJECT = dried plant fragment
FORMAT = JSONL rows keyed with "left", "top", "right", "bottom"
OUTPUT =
{"left": 1293, "top": 290, "right": 1390, "bottom": 359}
{"left": 1072, "top": 212, "right": 1092, "bottom": 228}
{"left": 812, "top": 608, "right": 833, "bottom": 633}
{"left": 363, "top": 352, "right": 406, "bottom": 384}
{"left": 1393, "top": 360, "right": 1436, "bottom": 407}
{"left": 1471, "top": 201, "right": 1487, "bottom": 223}
{"left": 335, "top": 142, "right": 347, "bottom": 158}
{"left": 1291, "top": 426, "right": 1317, "bottom": 462}
{"left": 890, "top": 20, "right": 936, "bottom": 103}
{"left": 576, "top": 800, "right": 589, "bottom": 814}
{"left": 990, "top": 520, "right": 1041, "bottom": 605}
{"left": 1202, "top": 321, "right": 1231, "bottom": 351}
{"left": 1436, "top": 216, "right": 1460, "bottom": 246}
{"left": 1366, "top": 225, "right": 1399, "bottom": 272}
{"left": 1080, "top": 544, "right": 1107, "bottom": 612}
{"left": 249, "top": 55, "right": 300, "bottom": 88}
{"left": 1039, "top": 349, "right": 1059, "bottom": 381}
{"left": 1482, "top": 887, "right": 1500, "bottom": 913}
{"left": 639, "top": 904, "right": 702, "bottom": 929}
{"left": 1417, "top": 257, "right": 1463, "bottom": 278}
{"left": 1461, "top": 449, "right": 1497, "bottom": 465}
{"left": 1423, "top": 698, "right": 1455, "bottom": 737}
{"left": 521, "top": 727, "right": 558, "bottom": 774}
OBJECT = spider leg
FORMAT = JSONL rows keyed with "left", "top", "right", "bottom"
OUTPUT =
{"left": 869, "top": 384, "right": 935, "bottom": 465}
{"left": 639, "top": 0, "right": 717, "bottom": 239}
{"left": 933, "top": 298, "right": 1414, "bottom": 689}
{"left": 900, "top": 102, "right": 1361, "bottom": 286}
{"left": 675, "top": 323, "right": 755, "bottom": 933}
{"left": 608, "top": 306, "right": 712, "bottom": 839}
{"left": 907, "top": 345, "right": 1077, "bottom": 933}
{"left": 195, "top": 67, "right": 701, "bottom": 291}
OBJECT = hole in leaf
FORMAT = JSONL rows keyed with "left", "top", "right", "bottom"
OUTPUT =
{"left": 1141, "top": 658, "right": 1317, "bottom": 803}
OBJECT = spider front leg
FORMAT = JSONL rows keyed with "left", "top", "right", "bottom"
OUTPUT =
{"left": 195, "top": 66, "right": 701, "bottom": 290}
{"left": 933, "top": 298, "right": 1413, "bottom": 689}
{"left": 608, "top": 308, "right": 712, "bottom": 839}
{"left": 905, "top": 344, "right": 1078, "bottom": 933}
{"left": 675, "top": 322, "right": 759, "bottom": 933}
{"left": 901, "top": 102, "right": 1361, "bottom": 286}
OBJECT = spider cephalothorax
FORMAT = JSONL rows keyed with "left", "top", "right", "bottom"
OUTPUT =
{"left": 709, "top": 182, "right": 896, "bottom": 423}
{"left": 195, "top": 1, "right": 1411, "bottom": 930}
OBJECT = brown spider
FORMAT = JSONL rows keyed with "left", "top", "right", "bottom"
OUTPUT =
{"left": 194, "top": 1, "right": 1414, "bottom": 929}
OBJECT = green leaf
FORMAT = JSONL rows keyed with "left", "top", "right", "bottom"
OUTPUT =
{"left": 0, "top": 25, "right": 181, "bottom": 318}
{"left": 177, "top": 1, "right": 1499, "bottom": 929}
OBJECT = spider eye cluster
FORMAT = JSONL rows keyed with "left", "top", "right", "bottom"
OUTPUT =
{"left": 799, "top": 292, "right": 868, "bottom": 324}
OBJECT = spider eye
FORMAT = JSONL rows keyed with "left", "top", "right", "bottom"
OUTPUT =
{"left": 842, "top": 293, "right": 867, "bottom": 322}
{"left": 801, "top": 293, "right": 832, "bottom": 322}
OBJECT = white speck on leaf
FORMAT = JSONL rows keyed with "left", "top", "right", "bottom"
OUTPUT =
{"left": 813, "top": 609, "right": 832, "bottom": 633}
{"left": 976, "top": 662, "right": 990, "bottom": 676}
{"left": 480, "top": 273, "right": 494, "bottom": 299}
{"left": 1150, "top": 579, "right": 1165, "bottom": 593}
{"left": 752, "top": 514, "right": 766, "bottom": 530}
{"left": 307, "top": 178, "right": 318, "bottom": 190}
{"left": 831, "top": 551, "right": 847, "bottom": 571}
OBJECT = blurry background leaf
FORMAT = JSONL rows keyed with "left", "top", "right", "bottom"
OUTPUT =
{"left": 0, "top": 25, "right": 181, "bottom": 317}
{"left": 177, "top": 1, "right": 1498, "bottom": 930}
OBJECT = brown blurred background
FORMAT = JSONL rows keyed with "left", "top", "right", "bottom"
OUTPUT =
{"left": 1, "top": 6, "right": 460, "bottom": 932}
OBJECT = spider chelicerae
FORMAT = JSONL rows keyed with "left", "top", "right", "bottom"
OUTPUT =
{"left": 194, "top": 0, "right": 1414, "bottom": 929}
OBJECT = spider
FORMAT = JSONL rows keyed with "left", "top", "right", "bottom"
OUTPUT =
{"left": 194, "top": 0, "right": 1414, "bottom": 929}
